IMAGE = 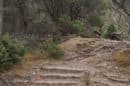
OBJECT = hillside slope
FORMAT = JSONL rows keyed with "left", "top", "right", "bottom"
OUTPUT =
{"left": 6, "top": 37, "right": 130, "bottom": 86}
{"left": 60, "top": 37, "right": 130, "bottom": 86}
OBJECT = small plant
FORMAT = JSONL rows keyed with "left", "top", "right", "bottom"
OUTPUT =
{"left": 0, "top": 34, "right": 26, "bottom": 69}
{"left": 58, "top": 15, "right": 72, "bottom": 25}
{"left": 45, "top": 43, "right": 64, "bottom": 59}
{"left": 58, "top": 15, "right": 74, "bottom": 35}
{"left": 93, "top": 24, "right": 119, "bottom": 40}
{"left": 72, "top": 20, "right": 84, "bottom": 31}
{"left": 58, "top": 15, "right": 86, "bottom": 36}
{"left": 103, "top": 24, "right": 117, "bottom": 38}
{"left": 114, "top": 48, "right": 130, "bottom": 65}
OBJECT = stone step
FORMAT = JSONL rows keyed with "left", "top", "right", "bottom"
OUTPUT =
{"left": 30, "top": 84, "right": 79, "bottom": 86}
{"left": 40, "top": 65, "right": 85, "bottom": 74}
{"left": 32, "top": 80, "right": 80, "bottom": 84}
{"left": 12, "top": 64, "right": 89, "bottom": 86}
{"left": 38, "top": 72, "right": 83, "bottom": 79}
{"left": 14, "top": 79, "right": 81, "bottom": 86}
{"left": 34, "top": 72, "right": 83, "bottom": 81}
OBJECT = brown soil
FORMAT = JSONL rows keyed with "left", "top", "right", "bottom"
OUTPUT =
{"left": 6, "top": 37, "right": 130, "bottom": 86}
{"left": 8, "top": 51, "right": 50, "bottom": 77}
{"left": 60, "top": 37, "right": 130, "bottom": 86}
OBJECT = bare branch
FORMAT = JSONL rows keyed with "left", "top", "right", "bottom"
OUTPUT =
{"left": 112, "top": 0, "right": 130, "bottom": 16}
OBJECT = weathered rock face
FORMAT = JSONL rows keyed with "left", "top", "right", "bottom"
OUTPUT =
{"left": 103, "top": 0, "right": 130, "bottom": 40}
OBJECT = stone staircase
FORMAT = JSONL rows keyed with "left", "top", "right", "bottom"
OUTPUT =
{"left": 12, "top": 64, "right": 90, "bottom": 86}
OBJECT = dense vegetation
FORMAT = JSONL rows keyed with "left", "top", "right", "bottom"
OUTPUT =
{"left": 0, "top": 0, "right": 129, "bottom": 69}
{"left": 3, "top": 0, "right": 109, "bottom": 37}
{"left": 0, "top": 34, "right": 26, "bottom": 69}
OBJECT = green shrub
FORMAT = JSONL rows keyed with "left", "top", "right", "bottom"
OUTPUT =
{"left": 58, "top": 15, "right": 74, "bottom": 34}
{"left": 0, "top": 34, "right": 26, "bottom": 69}
{"left": 71, "top": 20, "right": 87, "bottom": 37}
{"left": 102, "top": 24, "right": 117, "bottom": 38}
{"left": 72, "top": 20, "right": 84, "bottom": 32}
{"left": 58, "top": 15, "right": 72, "bottom": 25}
{"left": 58, "top": 15, "right": 86, "bottom": 36}
{"left": 46, "top": 43, "right": 64, "bottom": 59}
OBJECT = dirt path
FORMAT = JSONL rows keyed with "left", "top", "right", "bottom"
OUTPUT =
{"left": 6, "top": 37, "right": 130, "bottom": 86}
{"left": 60, "top": 37, "right": 130, "bottom": 86}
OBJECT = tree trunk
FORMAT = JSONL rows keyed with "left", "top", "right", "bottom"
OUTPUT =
{"left": 15, "top": 0, "right": 28, "bottom": 34}
{"left": 0, "top": 0, "right": 3, "bottom": 35}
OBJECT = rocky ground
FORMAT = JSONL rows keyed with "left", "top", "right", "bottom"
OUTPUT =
{"left": 60, "top": 37, "right": 130, "bottom": 86}
{"left": 3, "top": 37, "right": 130, "bottom": 86}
